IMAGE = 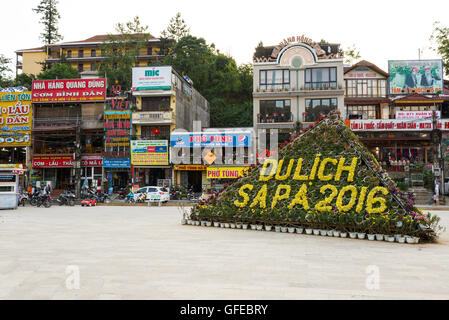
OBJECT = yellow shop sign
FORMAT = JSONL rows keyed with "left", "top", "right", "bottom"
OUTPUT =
{"left": 0, "top": 92, "right": 32, "bottom": 147}
{"left": 207, "top": 167, "right": 250, "bottom": 179}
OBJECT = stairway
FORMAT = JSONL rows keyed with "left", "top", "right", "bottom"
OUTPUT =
{"left": 409, "top": 187, "right": 434, "bottom": 205}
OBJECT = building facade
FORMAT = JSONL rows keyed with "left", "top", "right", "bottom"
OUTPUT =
{"left": 253, "top": 35, "right": 345, "bottom": 144}
{"left": 131, "top": 65, "right": 210, "bottom": 188}
{"left": 15, "top": 34, "right": 166, "bottom": 76}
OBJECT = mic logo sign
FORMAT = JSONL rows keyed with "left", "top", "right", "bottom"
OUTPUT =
{"left": 145, "top": 69, "right": 160, "bottom": 77}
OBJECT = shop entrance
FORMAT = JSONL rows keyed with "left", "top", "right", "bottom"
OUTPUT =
{"left": 148, "top": 168, "right": 165, "bottom": 186}
{"left": 187, "top": 171, "right": 202, "bottom": 192}
{"left": 42, "top": 168, "right": 72, "bottom": 190}
{"left": 106, "top": 169, "right": 130, "bottom": 191}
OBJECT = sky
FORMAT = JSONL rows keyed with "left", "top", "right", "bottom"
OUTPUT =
{"left": 1, "top": 0, "right": 449, "bottom": 77}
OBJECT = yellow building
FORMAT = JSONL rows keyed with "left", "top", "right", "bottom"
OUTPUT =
{"left": 15, "top": 34, "right": 165, "bottom": 76}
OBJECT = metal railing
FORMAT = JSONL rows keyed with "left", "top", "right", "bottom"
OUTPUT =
{"left": 257, "top": 112, "right": 293, "bottom": 123}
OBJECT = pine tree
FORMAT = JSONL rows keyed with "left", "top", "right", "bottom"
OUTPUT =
{"left": 33, "top": 0, "right": 63, "bottom": 45}
{"left": 161, "top": 12, "right": 190, "bottom": 42}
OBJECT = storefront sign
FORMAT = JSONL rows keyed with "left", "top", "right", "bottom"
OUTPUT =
{"left": 131, "top": 140, "right": 168, "bottom": 166}
{"left": 0, "top": 92, "right": 32, "bottom": 146}
{"left": 206, "top": 167, "right": 250, "bottom": 179}
{"left": 104, "top": 110, "right": 131, "bottom": 147}
{"left": 174, "top": 165, "right": 207, "bottom": 171}
{"left": 170, "top": 132, "right": 252, "bottom": 148}
{"left": 81, "top": 155, "right": 103, "bottom": 167}
{"left": 32, "top": 156, "right": 74, "bottom": 168}
{"left": 132, "top": 66, "right": 172, "bottom": 91}
{"left": 349, "top": 119, "right": 449, "bottom": 131}
{"left": 389, "top": 60, "right": 443, "bottom": 95}
{"left": 103, "top": 157, "right": 131, "bottom": 168}
{"left": 395, "top": 111, "right": 440, "bottom": 120}
{"left": 32, "top": 79, "right": 106, "bottom": 103}
{"left": 0, "top": 164, "right": 24, "bottom": 169}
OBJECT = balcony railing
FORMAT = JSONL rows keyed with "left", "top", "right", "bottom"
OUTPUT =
{"left": 304, "top": 82, "right": 338, "bottom": 90}
{"left": 132, "top": 111, "right": 172, "bottom": 124}
{"left": 257, "top": 112, "right": 293, "bottom": 123}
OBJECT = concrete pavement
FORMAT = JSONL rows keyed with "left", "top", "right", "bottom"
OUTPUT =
{"left": 0, "top": 206, "right": 448, "bottom": 299}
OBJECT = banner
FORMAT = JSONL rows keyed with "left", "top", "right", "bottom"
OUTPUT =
{"left": 395, "top": 111, "right": 440, "bottom": 120}
{"left": 103, "top": 157, "right": 131, "bottom": 168}
{"left": 389, "top": 60, "right": 443, "bottom": 95}
{"left": 131, "top": 140, "right": 168, "bottom": 166}
{"left": 32, "top": 79, "right": 106, "bottom": 103}
{"left": 132, "top": 66, "right": 172, "bottom": 91}
{"left": 32, "top": 156, "right": 74, "bottom": 168}
{"left": 349, "top": 119, "right": 449, "bottom": 131}
{"left": 81, "top": 155, "right": 103, "bottom": 167}
{"left": 0, "top": 92, "right": 32, "bottom": 146}
{"left": 206, "top": 167, "right": 250, "bottom": 179}
{"left": 174, "top": 165, "right": 207, "bottom": 171}
{"left": 171, "top": 132, "right": 252, "bottom": 148}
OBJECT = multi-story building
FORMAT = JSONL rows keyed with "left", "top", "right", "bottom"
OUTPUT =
{"left": 131, "top": 65, "right": 210, "bottom": 187}
{"left": 252, "top": 35, "right": 345, "bottom": 144}
{"left": 15, "top": 34, "right": 166, "bottom": 76}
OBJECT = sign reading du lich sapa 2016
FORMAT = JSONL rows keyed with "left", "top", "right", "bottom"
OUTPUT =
{"left": 132, "top": 66, "right": 172, "bottom": 91}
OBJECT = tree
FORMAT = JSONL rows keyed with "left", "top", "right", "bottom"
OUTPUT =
{"left": 430, "top": 21, "right": 449, "bottom": 76}
{"left": 161, "top": 12, "right": 190, "bottom": 42}
{"left": 0, "top": 54, "right": 13, "bottom": 87}
{"left": 32, "top": 0, "right": 63, "bottom": 45}
{"left": 98, "top": 16, "right": 149, "bottom": 91}
{"left": 253, "top": 41, "right": 266, "bottom": 60}
{"left": 14, "top": 73, "right": 34, "bottom": 89}
{"left": 344, "top": 44, "right": 361, "bottom": 64}
{"left": 37, "top": 63, "right": 79, "bottom": 80}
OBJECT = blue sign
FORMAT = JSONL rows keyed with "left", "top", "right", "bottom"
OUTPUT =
{"left": 103, "top": 157, "right": 131, "bottom": 168}
{"left": 170, "top": 133, "right": 251, "bottom": 148}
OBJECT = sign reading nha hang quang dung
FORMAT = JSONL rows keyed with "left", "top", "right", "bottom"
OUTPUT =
{"left": 0, "top": 92, "right": 32, "bottom": 147}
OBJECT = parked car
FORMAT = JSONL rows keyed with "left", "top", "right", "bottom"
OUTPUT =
{"left": 135, "top": 186, "right": 170, "bottom": 203}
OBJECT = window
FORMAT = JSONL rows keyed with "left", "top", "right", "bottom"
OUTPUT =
{"left": 304, "top": 98, "right": 338, "bottom": 122}
{"left": 78, "top": 50, "right": 84, "bottom": 58}
{"left": 259, "top": 69, "right": 290, "bottom": 90}
{"left": 346, "top": 105, "right": 378, "bottom": 120}
{"left": 305, "top": 67, "right": 337, "bottom": 89}
{"left": 90, "top": 63, "right": 96, "bottom": 71}
{"left": 258, "top": 100, "right": 292, "bottom": 122}
{"left": 345, "top": 79, "right": 387, "bottom": 97}
{"left": 141, "top": 126, "right": 170, "bottom": 139}
{"left": 147, "top": 47, "right": 152, "bottom": 55}
{"left": 67, "top": 50, "right": 72, "bottom": 58}
{"left": 91, "top": 49, "right": 96, "bottom": 57}
{"left": 135, "top": 61, "right": 140, "bottom": 67}
{"left": 78, "top": 63, "right": 83, "bottom": 72}
{"left": 141, "top": 97, "right": 171, "bottom": 111}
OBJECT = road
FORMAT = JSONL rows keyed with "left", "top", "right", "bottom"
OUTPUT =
{"left": 0, "top": 205, "right": 448, "bottom": 299}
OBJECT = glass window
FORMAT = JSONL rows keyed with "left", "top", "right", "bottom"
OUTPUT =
{"left": 91, "top": 49, "right": 96, "bottom": 57}
{"left": 78, "top": 63, "right": 83, "bottom": 72}
{"left": 67, "top": 50, "right": 72, "bottom": 58}
{"left": 259, "top": 69, "right": 290, "bottom": 90}
{"left": 259, "top": 100, "right": 292, "bottom": 123}
{"left": 305, "top": 67, "right": 337, "bottom": 89}
{"left": 304, "top": 98, "right": 338, "bottom": 122}
{"left": 346, "top": 105, "right": 377, "bottom": 120}
{"left": 78, "top": 50, "right": 84, "bottom": 58}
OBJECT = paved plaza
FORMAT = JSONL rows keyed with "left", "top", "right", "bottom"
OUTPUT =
{"left": 0, "top": 205, "right": 448, "bottom": 299}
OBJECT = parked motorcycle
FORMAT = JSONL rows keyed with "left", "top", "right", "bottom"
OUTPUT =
{"left": 57, "top": 190, "right": 76, "bottom": 206}
{"left": 125, "top": 191, "right": 136, "bottom": 203}
{"left": 18, "top": 192, "right": 28, "bottom": 207}
{"left": 36, "top": 194, "right": 53, "bottom": 208}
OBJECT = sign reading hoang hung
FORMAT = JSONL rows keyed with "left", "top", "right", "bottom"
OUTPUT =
{"left": 0, "top": 92, "right": 32, "bottom": 147}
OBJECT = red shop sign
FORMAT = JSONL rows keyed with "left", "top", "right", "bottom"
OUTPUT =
{"left": 31, "top": 79, "right": 107, "bottom": 103}
{"left": 32, "top": 156, "right": 74, "bottom": 168}
{"left": 81, "top": 156, "right": 103, "bottom": 167}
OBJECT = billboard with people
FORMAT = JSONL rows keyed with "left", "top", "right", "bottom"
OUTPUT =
{"left": 388, "top": 59, "right": 443, "bottom": 95}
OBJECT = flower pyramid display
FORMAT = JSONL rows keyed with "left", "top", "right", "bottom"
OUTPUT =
{"left": 188, "top": 113, "right": 443, "bottom": 242}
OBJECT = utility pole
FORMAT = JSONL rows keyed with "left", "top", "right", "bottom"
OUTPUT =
{"left": 432, "top": 109, "right": 444, "bottom": 203}
{"left": 75, "top": 116, "right": 81, "bottom": 198}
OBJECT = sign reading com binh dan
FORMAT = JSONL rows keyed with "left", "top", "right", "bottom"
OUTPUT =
{"left": 0, "top": 92, "right": 32, "bottom": 147}
{"left": 32, "top": 79, "right": 106, "bottom": 103}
